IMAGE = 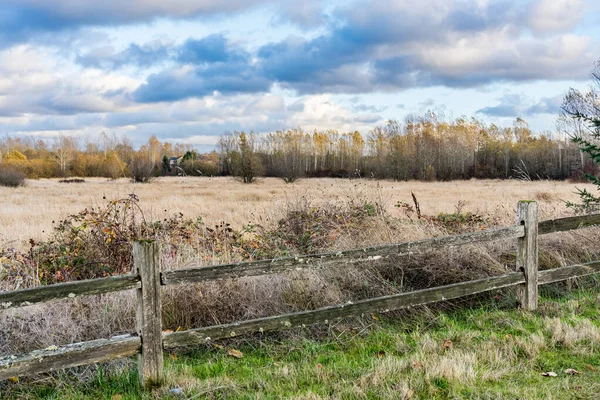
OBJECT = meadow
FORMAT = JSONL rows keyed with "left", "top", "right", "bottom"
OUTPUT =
{"left": 0, "top": 177, "right": 593, "bottom": 247}
{"left": 1, "top": 177, "right": 600, "bottom": 399}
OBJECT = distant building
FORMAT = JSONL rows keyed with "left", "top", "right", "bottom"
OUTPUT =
{"left": 168, "top": 156, "right": 183, "bottom": 168}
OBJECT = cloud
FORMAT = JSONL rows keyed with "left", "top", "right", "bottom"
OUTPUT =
{"left": 251, "top": 0, "right": 596, "bottom": 94}
{"left": 0, "top": 0, "right": 280, "bottom": 47}
{"left": 526, "top": 95, "right": 564, "bottom": 115}
{"left": 177, "top": 35, "right": 247, "bottom": 64}
{"left": 272, "top": 1, "right": 328, "bottom": 27}
{"left": 1, "top": 0, "right": 598, "bottom": 144}
{"left": 76, "top": 41, "right": 171, "bottom": 69}
{"left": 477, "top": 94, "right": 524, "bottom": 117}
{"left": 287, "top": 100, "right": 305, "bottom": 112}
{"left": 257, "top": 34, "right": 359, "bottom": 86}
{"left": 412, "top": 31, "right": 594, "bottom": 84}
{"left": 133, "top": 58, "right": 271, "bottom": 103}
{"left": 19, "top": 0, "right": 598, "bottom": 103}
{"left": 76, "top": 34, "right": 246, "bottom": 70}
{"left": 1, "top": 91, "right": 383, "bottom": 148}
{"left": 0, "top": 0, "right": 336, "bottom": 49}
{"left": 0, "top": 46, "right": 137, "bottom": 116}
{"left": 347, "top": 97, "right": 387, "bottom": 113}
{"left": 419, "top": 98, "right": 436, "bottom": 108}
{"left": 287, "top": 94, "right": 384, "bottom": 130}
{"left": 477, "top": 92, "right": 565, "bottom": 117}
{"left": 244, "top": 94, "right": 286, "bottom": 114}
{"left": 351, "top": 103, "right": 388, "bottom": 113}
{"left": 529, "top": 0, "right": 586, "bottom": 34}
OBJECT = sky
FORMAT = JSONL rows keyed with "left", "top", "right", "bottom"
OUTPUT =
{"left": 0, "top": 0, "right": 599, "bottom": 151}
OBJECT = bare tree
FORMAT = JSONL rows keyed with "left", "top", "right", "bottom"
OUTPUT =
{"left": 560, "top": 59, "right": 600, "bottom": 211}
{"left": 52, "top": 133, "right": 78, "bottom": 176}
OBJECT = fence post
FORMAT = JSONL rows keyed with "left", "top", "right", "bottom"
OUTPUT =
{"left": 133, "top": 241, "right": 163, "bottom": 387}
{"left": 516, "top": 201, "right": 539, "bottom": 311}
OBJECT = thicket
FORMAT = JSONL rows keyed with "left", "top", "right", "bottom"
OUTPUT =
{"left": 0, "top": 115, "right": 590, "bottom": 183}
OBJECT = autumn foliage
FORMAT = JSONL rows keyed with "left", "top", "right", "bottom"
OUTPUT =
{"left": 0, "top": 115, "right": 591, "bottom": 182}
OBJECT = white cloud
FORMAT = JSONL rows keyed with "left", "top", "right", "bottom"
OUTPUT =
{"left": 416, "top": 28, "right": 595, "bottom": 82}
{"left": 0, "top": 45, "right": 142, "bottom": 116}
{"left": 529, "top": 0, "right": 587, "bottom": 34}
{"left": 244, "top": 94, "right": 286, "bottom": 114}
{"left": 287, "top": 94, "right": 383, "bottom": 131}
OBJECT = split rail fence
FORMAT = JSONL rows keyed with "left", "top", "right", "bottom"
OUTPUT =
{"left": 2, "top": 201, "right": 600, "bottom": 386}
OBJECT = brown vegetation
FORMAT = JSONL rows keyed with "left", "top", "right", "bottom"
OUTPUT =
{"left": 0, "top": 177, "right": 593, "bottom": 247}
{"left": 1, "top": 178, "right": 599, "bottom": 358}
{"left": 0, "top": 166, "right": 25, "bottom": 188}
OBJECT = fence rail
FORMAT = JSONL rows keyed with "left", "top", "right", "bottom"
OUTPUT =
{"left": 162, "top": 225, "right": 524, "bottom": 285}
{"left": 163, "top": 271, "right": 524, "bottom": 349}
{"left": 538, "top": 260, "right": 600, "bottom": 285}
{"left": 0, "top": 336, "right": 140, "bottom": 381}
{"left": 0, "top": 274, "right": 140, "bottom": 310}
{"left": 538, "top": 213, "right": 600, "bottom": 235}
{"left": 1, "top": 204, "right": 600, "bottom": 386}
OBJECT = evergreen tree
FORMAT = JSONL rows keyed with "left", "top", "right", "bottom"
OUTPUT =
{"left": 565, "top": 113, "right": 600, "bottom": 212}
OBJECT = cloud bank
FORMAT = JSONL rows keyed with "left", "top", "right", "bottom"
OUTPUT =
{"left": 0, "top": 0, "right": 596, "bottom": 145}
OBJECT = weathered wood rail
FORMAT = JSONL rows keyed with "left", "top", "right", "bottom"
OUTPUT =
{"left": 163, "top": 272, "right": 524, "bottom": 349}
{"left": 1, "top": 203, "right": 599, "bottom": 387}
{"left": 0, "top": 336, "right": 140, "bottom": 379}
{"left": 538, "top": 213, "right": 600, "bottom": 235}
{"left": 162, "top": 224, "right": 524, "bottom": 285}
{"left": 0, "top": 274, "right": 140, "bottom": 310}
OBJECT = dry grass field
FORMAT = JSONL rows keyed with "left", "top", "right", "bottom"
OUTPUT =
{"left": 0, "top": 177, "right": 593, "bottom": 248}
{"left": 2, "top": 177, "right": 600, "bottom": 399}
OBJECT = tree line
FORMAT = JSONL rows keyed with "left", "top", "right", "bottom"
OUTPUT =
{"left": 0, "top": 132, "right": 220, "bottom": 181}
{"left": 218, "top": 115, "right": 589, "bottom": 183}
{"left": 0, "top": 114, "right": 591, "bottom": 183}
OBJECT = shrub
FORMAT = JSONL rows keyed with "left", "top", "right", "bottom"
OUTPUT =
{"left": 567, "top": 161, "right": 599, "bottom": 184}
{"left": 4, "top": 192, "right": 388, "bottom": 285}
{"left": 31, "top": 194, "right": 148, "bottom": 283}
{"left": 220, "top": 132, "right": 265, "bottom": 183}
{"left": 26, "top": 158, "right": 57, "bottom": 179}
{"left": 264, "top": 196, "right": 384, "bottom": 254}
{"left": 306, "top": 169, "right": 350, "bottom": 178}
{"left": 0, "top": 166, "right": 25, "bottom": 187}
{"left": 198, "top": 160, "right": 219, "bottom": 176}
{"left": 30, "top": 194, "right": 206, "bottom": 283}
{"left": 59, "top": 178, "right": 85, "bottom": 183}
{"left": 130, "top": 156, "right": 158, "bottom": 183}
{"left": 27, "top": 195, "right": 254, "bottom": 284}
{"left": 428, "top": 211, "right": 488, "bottom": 233}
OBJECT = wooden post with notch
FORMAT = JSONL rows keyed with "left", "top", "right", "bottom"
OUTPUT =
{"left": 516, "top": 201, "right": 538, "bottom": 311}
{"left": 133, "top": 241, "right": 163, "bottom": 387}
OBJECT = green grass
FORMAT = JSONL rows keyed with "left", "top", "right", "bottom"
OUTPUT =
{"left": 2, "top": 288, "right": 600, "bottom": 399}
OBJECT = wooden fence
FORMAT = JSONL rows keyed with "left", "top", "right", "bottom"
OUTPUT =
{"left": 2, "top": 201, "right": 600, "bottom": 387}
